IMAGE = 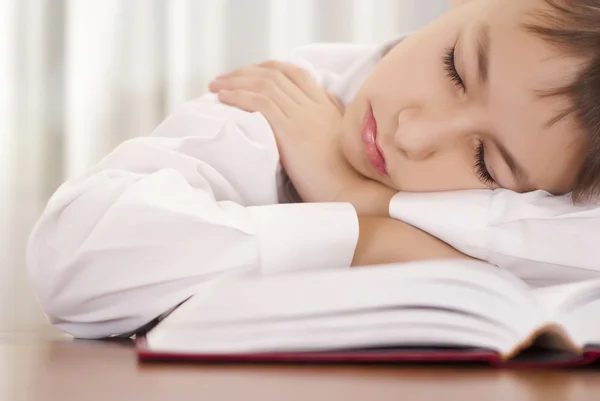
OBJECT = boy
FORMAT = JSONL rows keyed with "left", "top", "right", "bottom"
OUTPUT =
{"left": 27, "top": 0, "right": 600, "bottom": 338}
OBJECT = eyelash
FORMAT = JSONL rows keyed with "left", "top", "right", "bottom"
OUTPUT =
{"left": 443, "top": 47, "right": 493, "bottom": 186}
{"left": 474, "top": 141, "right": 495, "bottom": 186}
{"left": 443, "top": 46, "right": 465, "bottom": 90}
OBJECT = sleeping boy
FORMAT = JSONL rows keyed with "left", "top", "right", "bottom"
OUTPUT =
{"left": 27, "top": 0, "right": 600, "bottom": 338}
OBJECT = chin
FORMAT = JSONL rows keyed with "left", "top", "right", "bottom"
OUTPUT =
{"left": 349, "top": 152, "right": 382, "bottom": 183}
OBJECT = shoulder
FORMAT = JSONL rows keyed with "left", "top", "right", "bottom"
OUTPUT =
{"left": 289, "top": 43, "right": 381, "bottom": 75}
{"left": 150, "top": 94, "right": 274, "bottom": 147}
{"left": 286, "top": 36, "right": 408, "bottom": 102}
{"left": 285, "top": 42, "right": 382, "bottom": 91}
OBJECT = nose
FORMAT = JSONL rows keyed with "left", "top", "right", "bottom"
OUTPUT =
{"left": 394, "top": 107, "right": 470, "bottom": 161}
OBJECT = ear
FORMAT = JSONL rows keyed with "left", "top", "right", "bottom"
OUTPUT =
{"left": 451, "top": 0, "right": 475, "bottom": 7}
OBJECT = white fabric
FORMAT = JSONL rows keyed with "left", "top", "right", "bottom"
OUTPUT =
{"left": 26, "top": 38, "right": 394, "bottom": 340}
{"left": 27, "top": 93, "right": 360, "bottom": 339}
{"left": 390, "top": 190, "right": 600, "bottom": 288}
{"left": 4, "top": 1, "right": 448, "bottom": 333}
{"left": 28, "top": 35, "right": 600, "bottom": 339}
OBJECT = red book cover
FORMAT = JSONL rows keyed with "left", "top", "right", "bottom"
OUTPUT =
{"left": 136, "top": 337, "right": 600, "bottom": 368}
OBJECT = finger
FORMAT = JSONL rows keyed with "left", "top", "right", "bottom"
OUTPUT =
{"left": 217, "top": 89, "right": 287, "bottom": 133}
{"left": 258, "top": 61, "right": 327, "bottom": 103}
{"left": 209, "top": 76, "right": 297, "bottom": 116}
{"left": 213, "top": 65, "right": 308, "bottom": 105}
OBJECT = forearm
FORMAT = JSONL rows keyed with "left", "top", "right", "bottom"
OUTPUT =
{"left": 335, "top": 180, "right": 396, "bottom": 217}
{"left": 352, "top": 216, "right": 473, "bottom": 267}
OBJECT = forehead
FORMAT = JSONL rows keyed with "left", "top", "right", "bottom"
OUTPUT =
{"left": 481, "top": 1, "right": 584, "bottom": 193}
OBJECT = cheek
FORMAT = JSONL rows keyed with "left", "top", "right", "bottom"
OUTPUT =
{"left": 387, "top": 157, "right": 488, "bottom": 192}
{"left": 340, "top": 100, "right": 367, "bottom": 166}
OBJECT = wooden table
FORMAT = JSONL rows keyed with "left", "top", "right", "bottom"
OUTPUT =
{"left": 2, "top": 335, "right": 600, "bottom": 401}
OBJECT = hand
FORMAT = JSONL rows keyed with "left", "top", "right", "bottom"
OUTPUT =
{"left": 352, "top": 216, "right": 473, "bottom": 267}
{"left": 208, "top": 61, "right": 394, "bottom": 215}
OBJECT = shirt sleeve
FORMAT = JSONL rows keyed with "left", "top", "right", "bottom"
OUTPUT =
{"left": 285, "top": 36, "right": 405, "bottom": 104}
{"left": 26, "top": 96, "right": 359, "bottom": 339}
{"left": 389, "top": 189, "right": 600, "bottom": 287}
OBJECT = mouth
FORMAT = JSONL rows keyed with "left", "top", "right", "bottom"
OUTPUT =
{"left": 361, "top": 106, "right": 387, "bottom": 176}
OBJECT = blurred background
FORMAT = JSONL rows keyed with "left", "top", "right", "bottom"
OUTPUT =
{"left": 0, "top": 0, "right": 448, "bottom": 334}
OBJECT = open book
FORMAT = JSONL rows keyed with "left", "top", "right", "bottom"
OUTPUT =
{"left": 137, "top": 260, "right": 600, "bottom": 367}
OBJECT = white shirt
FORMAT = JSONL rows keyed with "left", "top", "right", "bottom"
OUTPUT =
{"left": 27, "top": 36, "right": 600, "bottom": 339}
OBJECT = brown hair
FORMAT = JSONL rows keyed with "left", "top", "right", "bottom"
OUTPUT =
{"left": 523, "top": 0, "right": 600, "bottom": 203}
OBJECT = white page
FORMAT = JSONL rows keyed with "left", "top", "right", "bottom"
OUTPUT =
{"left": 150, "top": 324, "right": 510, "bottom": 355}
{"left": 150, "top": 308, "right": 514, "bottom": 354}
{"left": 149, "top": 259, "right": 542, "bottom": 353}
{"left": 533, "top": 279, "right": 600, "bottom": 318}
{"left": 534, "top": 279, "right": 600, "bottom": 347}
{"left": 158, "top": 260, "right": 535, "bottom": 325}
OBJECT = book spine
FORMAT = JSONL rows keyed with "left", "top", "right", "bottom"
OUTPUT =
{"left": 501, "top": 323, "right": 583, "bottom": 360}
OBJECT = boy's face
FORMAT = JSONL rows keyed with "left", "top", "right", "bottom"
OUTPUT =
{"left": 341, "top": 0, "right": 583, "bottom": 194}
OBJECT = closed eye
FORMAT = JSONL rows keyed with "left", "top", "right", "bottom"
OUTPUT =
{"left": 474, "top": 141, "right": 495, "bottom": 186}
{"left": 444, "top": 46, "right": 465, "bottom": 90}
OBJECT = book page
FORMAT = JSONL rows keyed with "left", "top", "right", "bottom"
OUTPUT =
{"left": 148, "top": 259, "right": 544, "bottom": 355}
{"left": 533, "top": 279, "right": 600, "bottom": 348}
{"left": 534, "top": 280, "right": 600, "bottom": 317}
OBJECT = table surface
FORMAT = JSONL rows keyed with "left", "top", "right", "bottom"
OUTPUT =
{"left": 2, "top": 334, "right": 600, "bottom": 401}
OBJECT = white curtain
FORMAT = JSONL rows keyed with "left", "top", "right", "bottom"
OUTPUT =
{"left": 0, "top": 0, "right": 448, "bottom": 331}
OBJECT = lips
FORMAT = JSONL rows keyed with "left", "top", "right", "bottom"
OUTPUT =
{"left": 361, "top": 107, "right": 387, "bottom": 176}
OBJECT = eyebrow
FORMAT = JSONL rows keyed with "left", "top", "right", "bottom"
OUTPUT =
{"left": 494, "top": 140, "right": 535, "bottom": 192}
{"left": 476, "top": 23, "right": 490, "bottom": 86}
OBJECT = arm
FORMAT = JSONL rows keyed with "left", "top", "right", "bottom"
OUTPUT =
{"left": 211, "top": 62, "right": 398, "bottom": 217}
{"left": 26, "top": 97, "right": 359, "bottom": 339}
{"left": 390, "top": 190, "right": 600, "bottom": 286}
{"left": 210, "top": 62, "right": 474, "bottom": 266}
{"left": 352, "top": 216, "right": 473, "bottom": 267}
